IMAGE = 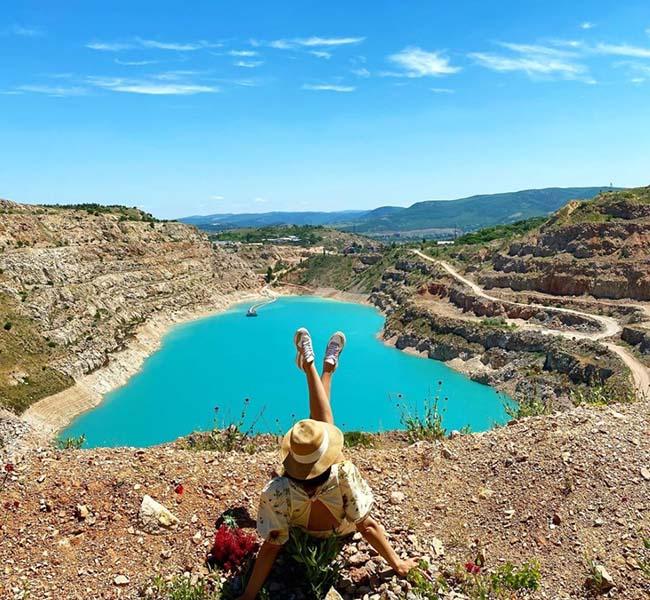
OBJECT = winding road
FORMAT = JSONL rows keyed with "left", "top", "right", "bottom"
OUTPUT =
{"left": 412, "top": 249, "right": 650, "bottom": 399}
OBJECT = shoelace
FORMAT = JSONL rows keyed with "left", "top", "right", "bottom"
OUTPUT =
{"left": 325, "top": 341, "right": 340, "bottom": 362}
{"left": 301, "top": 335, "right": 314, "bottom": 359}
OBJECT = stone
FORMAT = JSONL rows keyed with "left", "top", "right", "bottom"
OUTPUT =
{"left": 138, "top": 495, "right": 179, "bottom": 532}
{"left": 76, "top": 504, "right": 91, "bottom": 520}
{"left": 586, "top": 564, "right": 614, "bottom": 594}
{"left": 430, "top": 537, "right": 445, "bottom": 557}
{"left": 641, "top": 467, "right": 650, "bottom": 481}
{"left": 389, "top": 491, "right": 405, "bottom": 505}
{"left": 114, "top": 575, "right": 129, "bottom": 586}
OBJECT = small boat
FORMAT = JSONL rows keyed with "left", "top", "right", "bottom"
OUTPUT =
{"left": 246, "top": 307, "right": 258, "bottom": 317}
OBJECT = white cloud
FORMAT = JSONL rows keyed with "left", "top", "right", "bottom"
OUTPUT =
{"left": 293, "top": 36, "right": 365, "bottom": 47}
{"left": 254, "top": 197, "right": 268, "bottom": 204}
{"left": 580, "top": 22, "right": 595, "bottom": 30}
{"left": 593, "top": 43, "right": 650, "bottom": 58}
{"left": 309, "top": 50, "right": 332, "bottom": 59}
{"left": 210, "top": 195, "right": 225, "bottom": 201}
{"left": 387, "top": 47, "right": 460, "bottom": 77}
{"left": 268, "top": 36, "right": 364, "bottom": 50}
{"left": 228, "top": 50, "right": 258, "bottom": 57}
{"left": 470, "top": 42, "right": 587, "bottom": 80}
{"left": 87, "top": 41, "right": 134, "bottom": 51}
{"left": 87, "top": 38, "right": 221, "bottom": 52}
{"left": 6, "top": 24, "right": 43, "bottom": 37}
{"left": 302, "top": 83, "right": 355, "bottom": 92}
{"left": 430, "top": 87, "right": 454, "bottom": 93}
{"left": 498, "top": 42, "right": 577, "bottom": 58}
{"left": 16, "top": 84, "right": 88, "bottom": 97}
{"left": 470, "top": 52, "right": 584, "bottom": 77}
{"left": 352, "top": 67, "right": 370, "bottom": 77}
{"left": 234, "top": 60, "right": 264, "bottom": 68}
{"left": 88, "top": 76, "right": 219, "bottom": 95}
{"left": 115, "top": 58, "right": 158, "bottom": 66}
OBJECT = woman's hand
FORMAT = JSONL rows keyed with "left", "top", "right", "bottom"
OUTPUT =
{"left": 394, "top": 557, "right": 421, "bottom": 578}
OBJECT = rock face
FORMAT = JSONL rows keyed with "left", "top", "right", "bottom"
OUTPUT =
{"left": 0, "top": 201, "right": 258, "bottom": 410}
{"left": 477, "top": 188, "right": 650, "bottom": 300}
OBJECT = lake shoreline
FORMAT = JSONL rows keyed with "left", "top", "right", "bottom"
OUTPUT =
{"left": 25, "top": 284, "right": 506, "bottom": 443}
{"left": 22, "top": 289, "right": 269, "bottom": 438}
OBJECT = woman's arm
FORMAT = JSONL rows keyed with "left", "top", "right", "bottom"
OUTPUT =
{"left": 237, "top": 540, "right": 283, "bottom": 600}
{"left": 356, "top": 515, "right": 419, "bottom": 577}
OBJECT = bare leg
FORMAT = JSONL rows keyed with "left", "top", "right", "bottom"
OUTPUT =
{"left": 305, "top": 362, "right": 334, "bottom": 424}
{"left": 320, "top": 362, "right": 335, "bottom": 401}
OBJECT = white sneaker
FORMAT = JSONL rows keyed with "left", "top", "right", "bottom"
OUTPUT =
{"left": 294, "top": 327, "right": 315, "bottom": 370}
{"left": 324, "top": 332, "right": 346, "bottom": 369}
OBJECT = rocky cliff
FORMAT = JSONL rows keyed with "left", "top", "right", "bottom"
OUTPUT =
{"left": 476, "top": 187, "right": 650, "bottom": 300}
{"left": 0, "top": 201, "right": 258, "bottom": 413}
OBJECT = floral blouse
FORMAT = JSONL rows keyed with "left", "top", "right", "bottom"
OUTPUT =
{"left": 257, "top": 461, "right": 374, "bottom": 545}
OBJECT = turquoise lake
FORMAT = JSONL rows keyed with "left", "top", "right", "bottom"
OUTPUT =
{"left": 61, "top": 296, "right": 511, "bottom": 447}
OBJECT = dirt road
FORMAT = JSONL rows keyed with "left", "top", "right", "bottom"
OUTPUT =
{"left": 412, "top": 249, "right": 650, "bottom": 399}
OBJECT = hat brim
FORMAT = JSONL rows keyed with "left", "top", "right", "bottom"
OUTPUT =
{"left": 280, "top": 422, "right": 344, "bottom": 480}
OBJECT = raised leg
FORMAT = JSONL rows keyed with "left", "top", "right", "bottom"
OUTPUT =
{"left": 305, "top": 362, "right": 334, "bottom": 424}
{"left": 320, "top": 362, "right": 335, "bottom": 401}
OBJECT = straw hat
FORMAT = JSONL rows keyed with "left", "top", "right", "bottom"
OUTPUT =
{"left": 280, "top": 419, "right": 344, "bottom": 480}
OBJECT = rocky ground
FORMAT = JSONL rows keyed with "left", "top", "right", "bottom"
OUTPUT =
{"left": 1, "top": 400, "right": 649, "bottom": 600}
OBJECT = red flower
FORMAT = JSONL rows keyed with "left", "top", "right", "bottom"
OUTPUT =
{"left": 174, "top": 483, "right": 184, "bottom": 495}
{"left": 465, "top": 561, "right": 481, "bottom": 575}
{"left": 208, "top": 524, "right": 259, "bottom": 572}
{"left": 4, "top": 463, "right": 14, "bottom": 473}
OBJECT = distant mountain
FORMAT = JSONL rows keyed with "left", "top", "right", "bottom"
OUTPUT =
{"left": 181, "top": 187, "right": 616, "bottom": 235}
{"left": 180, "top": 209, "right": 369, "bottom": 231}
{"left": 347, "top": 187, "right": 615, "bottom": 233}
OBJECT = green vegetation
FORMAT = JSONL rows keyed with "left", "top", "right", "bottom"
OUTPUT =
{"left": 149, "top": 574, "right": 223, "bottom": 600}
{"left": 452, "top": 217, "right": 545, "bottom": 246}
{"left": 346, "top": 187, "right": 608, "bottom": 234}
{"left": 479, "top": 317, "right": 516, "bottom": 330}
{"left": 504, "top": 393, "right": 551, "bottom": 420}
{"left": 285, "top": 528, "right": 342, "bottom": 600}
{"left": 343, "top": 431, "right": 375, "bottom": 448}
{"left": 182, "top": 402, "right": 262, "bottom": 453}
{"left": 56, "top": 434, "right": 86, "bottom": 450}
{"left": 212, "top": 224, "right": 324, "bottom": 246}
{"left": 407, "top": 559, "right": 541, "bottom": 599}
{"left": 396, "top": 383, "right": 447, "bottom": 442}
{"left": 292, "top": 246, "right": 403, "bottom": 293}
{"left": 46, "top": 203, "right": 164, "bottom": 222}
{"left": 571, "top": 381, "right": 636, "bottom": 406}
{"left": 0, "top": 292, "right": 74, "bottom": 413}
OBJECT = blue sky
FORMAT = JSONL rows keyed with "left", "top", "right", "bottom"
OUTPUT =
{"left": 1, "top": 1, "right": 650, "bottom": 219}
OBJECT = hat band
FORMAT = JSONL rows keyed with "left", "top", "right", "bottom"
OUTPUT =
{"left": 292, "top": 429, "right": 329, "bottom": 464}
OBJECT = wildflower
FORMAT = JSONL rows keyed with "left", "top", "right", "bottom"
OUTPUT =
{"left": 208, "top": 523, "right": 258, "bottom": 572}
{"left": 465, "top": 561, "right": 481, "bottom": 575}
{"left": 174, "top": 483, "right": 184, "bottom": 495}
{"left": 4, "top": 463, "right": 14, "bottom": 473}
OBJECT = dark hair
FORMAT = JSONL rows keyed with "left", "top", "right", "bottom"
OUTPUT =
{"left": 286, "top": 467, "right": 332, "bottom": 488}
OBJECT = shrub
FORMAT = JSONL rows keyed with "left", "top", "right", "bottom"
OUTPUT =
{"left": 571, "top": 381, "right": 636, "bottom": 406}
{"left": 396, "top": 383, "right": 447, "bottom": 442}
{"left": 449, "top": 559, "right": 541, "bottom": 598}
{"left": 285, "top": 528, "right": 342, "bottom": 599}
{"left": 185, "top": 401, "right": 263, "bottom": 453}
{"left": 208, "top": 523, "right": 258, "bottom": 572}
{"left": 344, "top": 431, "right": 374, "bottom": 448}
{"left": 149, "top": 574, "right": 222, "bottom": 600}
{"left": 504, "top": 391, "right": 551, "bottom": 420}
{"left": 56, "top": 434, "right": 86, "bottom": 449}
{"left": 3, "top": 321, "right": 12, "bottom": 331}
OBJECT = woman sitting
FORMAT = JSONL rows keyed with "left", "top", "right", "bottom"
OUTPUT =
{"left": 237, "top": 328, "right": 419, "bottom": 599}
